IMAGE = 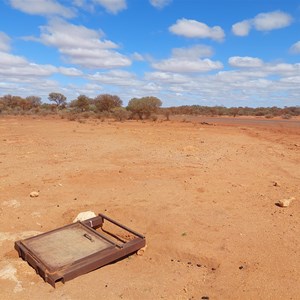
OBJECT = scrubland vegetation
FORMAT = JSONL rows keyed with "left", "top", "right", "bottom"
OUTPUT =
{"left": 0, "top": 93, "right": 299, "bottom": 121}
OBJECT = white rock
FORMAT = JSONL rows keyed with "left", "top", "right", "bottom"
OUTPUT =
{"left": 73, "top": 211, "right": 96, "bottom": 223}
{"left": 278, "top": 197, "right": 295, "bottom": 207}
{"left": 136, "top": 245, "right": 147, "bottom": 256}
{"left": 29, "top": 191, "right": 39, "bottom": 198}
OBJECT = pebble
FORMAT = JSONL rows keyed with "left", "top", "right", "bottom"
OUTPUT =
{"left": 73, "top": 211, "right": 96, "bottom": 222}
{"left": 29, "top": 191, "right": 39, "bottom": 198}
{"left": 136, "top": 245, "right": 147, "bottom": 256}
{"left": 277, "top": 197, "right": 295, "bottom": 207}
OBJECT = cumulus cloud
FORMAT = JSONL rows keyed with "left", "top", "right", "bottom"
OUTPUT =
{"left": 131, "top": 52, "right": 144, "bottom": 61}
{"left": 232, "top": 10, "right": 292, "bottom": 36}
{"left": 0, "top": 51, "right": 82, "bottom": 80}
{"left": 232, "top": 20, "right": 251, "bottom": 37}
{"left": 152, "top": 45, "right": 223, "bottom": 73}
{"left": 172, "top": 44, "right": 214, "bottom": 58}
{"left": 93, "top": 0, "right": 126, "bottom": 14}
{"left": 150, "top": 0, "right": 172, "bottom": 9}
{"left": 227, "top": 56, "right": 300, "bottom": 79}
{"left": 228, "top": 56, "right": 263, "bottom": 68}
{"left": 9, "top": 0, "right": 75, "bottom": 18}
{"left": 37, "top": 19, "right": 131, "bottom": 69}
{"left": 289, "top": 41, "right": 300, "bottom": 54}
{"left": 0, "top": 32, "right": 11, "bottom": 52}
{"left": 253, "top": 11, "right": 292, "bottom": 31}
{"left": 145, "top": 71, "right": 189, "bottom": 84}
{"left": 58, "top": 67, "right": 83, "bottom": 76}
{"left": 72, "top": 0, "right": 94, "bottom": 12}
{"left": 169, "top": 18, "right": 225, "bottom": 41}
{"left": 88, "top": 69, "right": 140, "bottom": 86}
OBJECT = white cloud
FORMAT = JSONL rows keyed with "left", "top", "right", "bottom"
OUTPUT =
{"left": 58, "top": 67, "right": 83, "bottom": 76}
{"left": 280, "top": 76, "right": 300, "bottom": 84}
{"left": 152, "top": 45, "right": 222, "bottom": 73}
{"left": 169, "top": 18, "right": 225, "bottom": 41}
{"left": 93, "top": 0, "right": 126, "bottom": 14}
{"left": 153, "top": 57, "right": 223, "bottom": 73}
{"left": 253, "top": 11, "right": 292, "bottom": 31}
{"left": 0, "top": 53, "right": 56, "bottom": 78}
{"left": 265, "top": 63, "right": 299, "bottom": 74}
{"left": 289, "top": 41, "right": 300, "bottom": 54}
{"left": 145, "top": 72, "right": 189, "bottom": 84}
{"left": 232, "top": 10, "right": 292, "bottom": 36}
{"left": 0, "top": 52, "right": 28, "bottom": 67}
{"left": 37, "top": 19, "right": 131, "bottom": 69}
{"left": 0, "top": 32, "right": 11, "bottom": 52}
{"left": 227, "top": 56, "right": 300, "bottom": 78}
{"left": 88, "top": 69, "right": 139, "bottom": 86}
{"left": 172, "top": 44, "right": 214, "bottom": 58}
{"left": 232, "top": 20, "right": 251, "bottom": 37}
{"left": 131, "top": 52, "right": 144, "bottom": 61}
{"left": 9, "top": 0, "right": 75, "bottom": 18}
{"left": 72, "top": 0, "right": 95, "bottom": 12}
{"left": 0, "top": 51, "right": 82, "bottom": 80}
{"left": 150, "top": 0, "right": 172, "bottom": 9}
{"left": 228, "top": 56, "right": 263, "bottom": 68}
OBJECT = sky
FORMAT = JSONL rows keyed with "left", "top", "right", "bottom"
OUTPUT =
{"left": 1, "top": 0, "right": 300, "bottom": 107}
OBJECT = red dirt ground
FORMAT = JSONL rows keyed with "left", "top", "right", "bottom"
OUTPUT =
{"left": 0, "top": 116, "right": 299, "bottom": 299}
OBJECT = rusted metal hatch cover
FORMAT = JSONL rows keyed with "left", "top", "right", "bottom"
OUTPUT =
{"left": 15, "top": 214, "right": 146, "bottom": 287}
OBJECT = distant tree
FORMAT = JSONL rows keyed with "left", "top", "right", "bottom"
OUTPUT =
{"left": 25, "top": 96, "right": 41, "bottom": 108}
{"left": 48, "top": 92, "right": 66, "bottom": 108}
{"left": 17, "top": 96, "right": 42, "bottom": 111}
{"left": 0, "top": 98, "right": 4, "bottom": 113}
{"left": 1, "top": 94, "right": 23, "bottom": 109}
{"left": 94, "top": 94, "right": 122, "bottom": 112}
{"left": 127, "top": 96, "right": 162, "bottom": 119}
{"left": 70, "top": 95, "right": 91, "bottom": 112}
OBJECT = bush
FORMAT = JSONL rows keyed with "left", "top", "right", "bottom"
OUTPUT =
{"left": 282, "top": 114, "right": 292, "bottom": 119}
{"left": 150, "top": 114, "right": 158, "bottom": 121}
{"left": 112, "top": 107, "right": 130, "bottom": 121}
{"left": 94, "top": 94, "right": 122, "bottom": 112}
{"left": 265, "top": 114, "right": 274, "bottom": 119}
{"left": 127, "top": 96, "right": 162, "bottom": 120}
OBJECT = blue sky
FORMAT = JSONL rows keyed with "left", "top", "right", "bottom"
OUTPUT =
{"left": 1, "top": 0, "right": 300, "bottom": 107}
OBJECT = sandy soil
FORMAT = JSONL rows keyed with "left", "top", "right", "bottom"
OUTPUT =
{"left": 0, "top": 116, "right": 299, "bottom": 300}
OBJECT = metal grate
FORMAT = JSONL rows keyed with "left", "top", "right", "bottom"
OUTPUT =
{"left": 15, "top": 214, "right": 146, "bottom": 287}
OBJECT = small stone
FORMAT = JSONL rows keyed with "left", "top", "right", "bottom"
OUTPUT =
{"left": 239, "top": 266, "right": 244, "bottom": 270}
{"left": 273, "top": 181, "right": 280, "bottom": 187}
{"left": 136, "top": 245, "right": 147, "bottom": 256}
{"left": 196, "top": 264, "right": 202, "bottom": 267}
{"left": 73, "top": 211, "right": 96, "bottom": 222}
{"left": 30, "top": 191, "right": 39, "bottom": 198}
{"left": 201, "top": 296, "right": 209, "bottom": 300}
{"left": 277, "top": 197, "right": 295, "bottom": 207}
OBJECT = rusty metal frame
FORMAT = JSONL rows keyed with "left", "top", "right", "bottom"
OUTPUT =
{"left": 15, "top": 213, "right": 146, "bottom": 287}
